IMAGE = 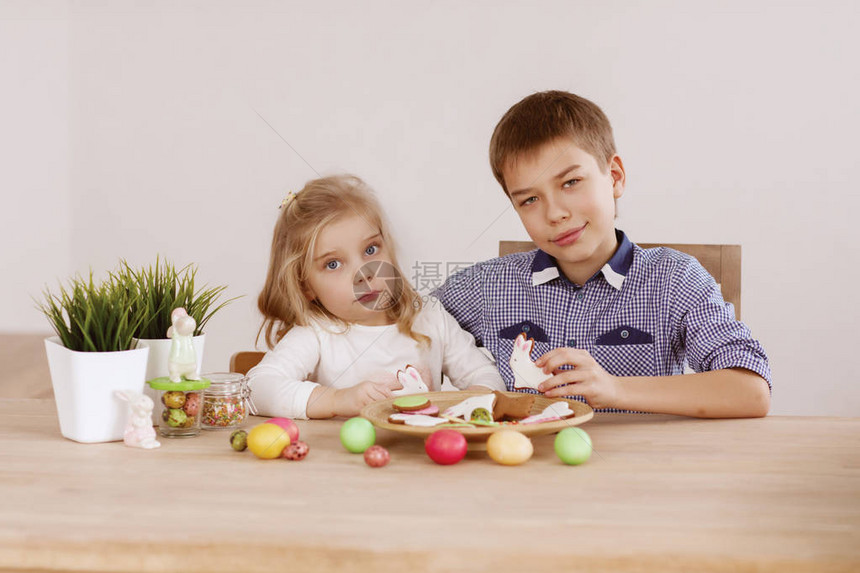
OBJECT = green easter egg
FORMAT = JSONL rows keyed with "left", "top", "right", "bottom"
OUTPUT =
{"left": 166, "top": 408, "right": 188, "bottom": 428}
{"left": 554, "top": 427, "right": 592, "bottom": 465}
{"left": 340, "top": 417, "right": 376, "bottom": 453}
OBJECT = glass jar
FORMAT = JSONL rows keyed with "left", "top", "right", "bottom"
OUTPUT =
{"left": 200, "top": 372, "right": 254, "bottom": 430}
{"left": 147, "top": 378, "right": 211, "bottom": 438}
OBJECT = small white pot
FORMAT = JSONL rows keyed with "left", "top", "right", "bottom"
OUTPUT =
{"left": 44, "top": 336, "right": 150, "bottom": 443}
{"left": 136, "top": 335, "right": 206, "bottom": 424}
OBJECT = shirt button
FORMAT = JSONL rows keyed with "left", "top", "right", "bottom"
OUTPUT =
{"left": 522, "top": 324, "right": 530, "bottom": 333}
{"left": 568, "top": 339, "right": 576, "bottom": 347}
{"left": 621, "top": 330, "right": 629, "bottom": 339}
{"left": 576, "top": 292, "right": 584, "bottom": 301}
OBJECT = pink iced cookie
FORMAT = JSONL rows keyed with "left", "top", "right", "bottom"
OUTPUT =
{"left": 401, "top": 404, "right": 439, "bottom": 416}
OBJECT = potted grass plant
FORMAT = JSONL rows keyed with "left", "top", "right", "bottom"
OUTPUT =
{"left": 39, "top": 272, "right": 150, "bottom": 443}
{"left": 117, "top": 258, "right": 235, "bottom": 422}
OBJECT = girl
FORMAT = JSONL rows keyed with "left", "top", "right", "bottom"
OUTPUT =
{"left": 248, "top": 175, "right": 505, "bottom": 419}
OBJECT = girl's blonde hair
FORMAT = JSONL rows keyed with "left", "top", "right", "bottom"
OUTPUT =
{"left": 257, "top": 174, "right": 428, "bottom": 349}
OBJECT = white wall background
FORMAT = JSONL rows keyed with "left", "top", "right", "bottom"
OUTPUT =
{"left": 2, "top": 0, "right": 858, "bottom": 416}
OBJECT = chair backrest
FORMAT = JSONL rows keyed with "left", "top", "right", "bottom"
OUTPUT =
{"left": 230, "top": 351, "right": 265, "bottom": 375}
{"left": 498, "top": 241, "right": 741, "bottom": 320}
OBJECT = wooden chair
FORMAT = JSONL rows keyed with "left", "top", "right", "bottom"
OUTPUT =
{"left": 499, "top": 241, "right": 742, "bottom": 320}
{"left": 230, "top": 351, "right": 265, "bottom": 375}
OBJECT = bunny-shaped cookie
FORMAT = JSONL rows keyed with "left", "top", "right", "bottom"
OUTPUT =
{"left": 167, "top": 307, "right": 200, "bottom": 383}
{"left": 510, "top": 332, "right": 552, "bottom": 391}
{"left": 392, "top": 365, "right": 429, "bottom": 396}
{"left": 115, "top": 390, "right": 161, "bottom": 449}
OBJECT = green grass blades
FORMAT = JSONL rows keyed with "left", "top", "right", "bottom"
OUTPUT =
{"left": 37, "top": 272, "right": 144, "bottom": 352}
{"left": 115, "top": 257, "right": 238, "bottom": 339}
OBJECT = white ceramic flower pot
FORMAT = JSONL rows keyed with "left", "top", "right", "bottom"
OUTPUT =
{"left": 44, "top": 336, "right": 150, "bottom": 443}
{"left": 136, "top": 335, "right": 206, "bottom": 424}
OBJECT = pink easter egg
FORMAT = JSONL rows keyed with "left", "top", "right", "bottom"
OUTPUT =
{"left": 266, "top": 417, "right": 300, "bottom": 443}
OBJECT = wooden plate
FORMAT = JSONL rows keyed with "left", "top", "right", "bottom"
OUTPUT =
{"left": 360, "top": 391, "right": 593, "bottom": 442}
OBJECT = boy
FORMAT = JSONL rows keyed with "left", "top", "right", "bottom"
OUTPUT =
{"left": 433, "top": 91, "right": 771, "bottom": 418}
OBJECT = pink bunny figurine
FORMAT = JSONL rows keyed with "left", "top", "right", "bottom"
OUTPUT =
{"left": 167, "top": 307, "right": 200, "bottom": 383}
{"left": 115, "top": 390, "right": 161, "bottom": 449}
{"left": 393, "top": 364, "right": 429, "bottom": 396}
{"left": 509, "top": 332, "right": 552, "bottom": 391}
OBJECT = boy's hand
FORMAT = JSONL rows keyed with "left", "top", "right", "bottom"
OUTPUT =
{"left": 333, "top": 379, "right": 403, "bottom": 417}
{"left": 534, "top": 348, "right": 619, "bottom": 410}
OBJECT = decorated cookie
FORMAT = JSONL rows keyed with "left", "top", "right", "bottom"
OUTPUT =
{"left": 509, "top": 333, "right": 552, "bottom": 391}
{"left": 492, "top": 391, "right": 536, "bottom": 420}
{"left": 470, "top": 407, "right": 493, "bottom": 423}
{"left": 468, "top": 417, "right": 499, "bottom": 427}
{"left": 387, "top": 413, "right": 449, "bottom": 427}
{"left": 442, "top": 394, "right": 496, "bottom": 422}
{"left": 392, "top": 395, "right": 431, "bottom": 412}
{"left": 401, "top": 403, "right": 439, "bottom": 416}
{"left": 392, "top": 365, "right": 430, "bottom": 396}
{"left": 519, "top": 401, "right": 576, "bottom": 425}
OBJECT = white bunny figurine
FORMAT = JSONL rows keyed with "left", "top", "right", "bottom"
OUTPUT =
{"left": 115, "top": 390, "right": 161, "bottom": 449}
{"left": 392, "top": 365, "right": 429, "bottom": 396}
{"left": 167, "top": 307, "right": 200, "bottom": 383}
{"left": 509, "top": 332, "right": 552, "bottom": 391}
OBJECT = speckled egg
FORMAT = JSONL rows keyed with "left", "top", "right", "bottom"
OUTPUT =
{"left": 282, "top": 440, "right": 310, "bottom": 461}
{"left": 162, "top": 391, "right": 186, "bottom": 409}
{"left": 166, "top": 408, "right": 187, "bottom": 428}
{"left": 182, "top": 411, "right": 196, "bottom": 428}
{"left": 183, "top": 392, "right": 200, "bottom": 416}
{"left": 364, "top": 445, "right": 390, "bottom": 468}
{"left": 229, "top": 430, "right": 248, "bottom": 451}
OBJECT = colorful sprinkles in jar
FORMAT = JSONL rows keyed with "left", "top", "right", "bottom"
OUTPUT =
{"left": 201, "top": 372, "right": 254, "bottom": 430}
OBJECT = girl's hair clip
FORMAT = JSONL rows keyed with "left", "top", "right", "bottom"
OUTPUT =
{"left": 279, "top": 190, "right": 298, "bottom": 210}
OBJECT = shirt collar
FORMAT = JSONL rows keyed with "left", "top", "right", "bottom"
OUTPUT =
{"left": 530, "top": 229, "right": 634, "bottom": 290}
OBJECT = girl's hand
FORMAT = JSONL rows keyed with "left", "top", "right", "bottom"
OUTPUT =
{"left": 333, "top": 379, "right": 403, "bottom": 417}
{"left": 534, "top": 348, "right": 620, "bottom": 410}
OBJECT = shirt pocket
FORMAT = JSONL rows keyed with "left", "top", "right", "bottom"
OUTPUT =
{"left": 592, "top": 326, "right": 655, "bottom": 377}
{"left": 498, "top": 320, "right": 549, "bottom": 343}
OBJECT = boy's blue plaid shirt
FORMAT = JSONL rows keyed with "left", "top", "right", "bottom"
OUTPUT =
{"left": 432, "top": 230, "right": 771, "bottom": 412}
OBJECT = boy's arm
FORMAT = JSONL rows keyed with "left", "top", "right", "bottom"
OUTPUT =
{"left": 615, "top": 368, "right": 770, "bottom": 418}
{"left": 536, "top": 349, "right": 770, "bottom": 418}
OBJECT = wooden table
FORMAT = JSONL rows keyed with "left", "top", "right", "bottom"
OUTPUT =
{"left": 1, "top": 399, "right": 858, "bottom": 573}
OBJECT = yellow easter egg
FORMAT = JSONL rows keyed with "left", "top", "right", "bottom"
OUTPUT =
{"left": 487, "top": 430, "right": 534, "bottom": 466}
{"left": 247, "top": 423, "right": 291, "bottom": 459}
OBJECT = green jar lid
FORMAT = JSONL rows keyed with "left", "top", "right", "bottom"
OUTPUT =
{"left": 147, "top": 377, "right": 212, "bottom": 391}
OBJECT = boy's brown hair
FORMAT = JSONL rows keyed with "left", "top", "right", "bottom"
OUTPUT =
{"left": 489, "top": 90, "right": 617, "bottom": 194}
